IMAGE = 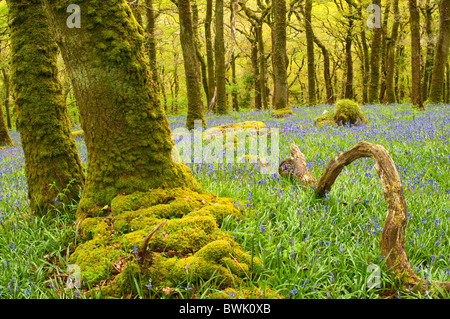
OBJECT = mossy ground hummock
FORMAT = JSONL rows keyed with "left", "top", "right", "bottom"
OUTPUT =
{"left": 69, "top": 187, "right": 282, "bottom": 298}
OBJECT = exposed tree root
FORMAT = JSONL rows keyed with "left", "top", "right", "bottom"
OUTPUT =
{"left": 280, "top": 141, "right": 450, "bottom": 295}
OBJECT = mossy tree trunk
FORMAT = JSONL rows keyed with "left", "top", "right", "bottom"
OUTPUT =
{"left": 205, "top": 0, "right": 215, "bottom": 108}
{"left": 428, "top": 0, "right": 450, "bottom": 104}
{"left": 145, "top": 0, "right": 160, "bottom": 89}
{"left": 384, "top": 0, "right": 400, "bottom": 104}
{"left": 408, "top": 0, "right": 423, "bottom": 108}
{"left": 303, "top": 0, "right": 316, "bottom": 106}
{"left": 344, "top": 20, "right": 354, "bottom": 100}
{"left": 214, "top": 0, "right": 227, "bottom": 114}
{"left": 177, "top": 0, "right": 206, "bottom": 129}
{"left": 41, "top": 0, "right": 197, "bottom": 219}
{"left": 7, "top": 0, "right": 85, "bottom": 214}
{"left": 272, "top": 0, "right": 288, "bottom": 109}
{"left": 0, "top": 98, "right": 13, "bottom": 147}
{"left": 1, "top": 68, "right": 12, "bottom": 129}
{"left": 421, "top": 0, "right": 436, "bottom": 102}
{"left": 250, "top": 27, "right": 262, "bottom": 109}
{"left": 368, "top": 0, "right": 382, "bottom": 104}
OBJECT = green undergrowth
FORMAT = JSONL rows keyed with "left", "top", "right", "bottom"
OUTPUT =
{"left": 69, "top": 187, "right": 282, "bottom": 299}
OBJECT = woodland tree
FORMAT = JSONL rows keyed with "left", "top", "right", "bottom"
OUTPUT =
{"left": 41, "top": 0, "right": 197, "bottom": 218}
{"left": 7, "top": 0, "right": 85, "bottom": 214}
{"left": 428, "top": 0, "right": 450, "bottom": 104}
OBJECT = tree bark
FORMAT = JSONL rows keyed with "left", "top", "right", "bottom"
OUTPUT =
{"left": 41, "top": 0, "right": 197, "bottom": 218}
{"left": 408, "top": 0, "right": 423, "bottom": 108}
{"left": 214, "top": 0, "right": 227, "bottom": 114}
{"left": 0, "top": 96, "right": 13, "bottom": 147}
{"left": 344, "top": 21, "right": 354, "bottom": 100}
{"left": 272, "top": 0, "right": 288, "bottom": 109}
{"left": 303, "top": 0, "right": 316, "bottom": 106}
{"left": 177, "top": 0, "right": 206, "bottom": 128}
{"left": 1, "top": 69, "right": 12, "bottom": 129}
{"left": 7, "top": 0, "right": 85, "bottom": 214}
{"left": 428, "top": 0, "right": 450, "bottom": 104}
{"left": 384, "top": 0, "right": 400, "bottom": 104}
{"left": 421, "top": 0, "right": 435, "bottom": 102}
{"left": 145, "top": 0, "right": 160, "bottom": 88}
{"left": 205, "top": 0, "right": 215, "bottom": 107}
{"left": 368, "top": 0, "right": 382, "bottom": 104}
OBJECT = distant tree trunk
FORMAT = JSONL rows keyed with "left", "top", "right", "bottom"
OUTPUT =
{"left": 192, "top": 0, "right": 210, "bottom": 102}
{"left": 360, "top": 28, "right": 370, "bottom": 104}
{"left": 0, "top": 98, "right": 13, "bottom": 147}
{"left": 368, "top": 0, "right": 382, "bottom": 103}
{"left": 42, "top": 0, "right": 197, "bottom": 218}
{"left": 145, "top": 0, "right": 160, "bottom": 88}
{"left": 344, "top": 19, "right": 354, "bottom": 99}
{"left": 231, "top": 53, "right": 239, "bottom": 111}
{"left": 8, "top": 0, "right": 85, "bottom": 214}
{"left": 446, "top": 62, "right": 450, "bottom": 103}
{"left": 1, "top": 68, "right": 12, "bottom": 129}
{"left": 313, "top": 36, "right": 334, "bottom": 104}
{"left": 303, "top": 0, "right": 316, "bottom": 106}
{"left": 272, "top": 0, "right": 288, "bottom": 109}
{"left": 159, "top": 66, "right": 168, "bottom": 111}
{"left": 378, "top": 2, "right": 390, "bottom": 102}
{"left": 408, "top": 0, "right": 423, "bottom": 108}
{"left": 215, "top": 0, "right": 227, "bottom": 114}
{"left": 250, "top": 28, "right": 262, "bottom": 109}
{"left": 428, "top": 0, "right": 450, "bottom": 104}
{"left": 205, "top": 0, "right": 215, "bottom": 107}
{"left": 177, "top": 0, "right": 206, "bottom": 128}
{"left": 421, "top": 0, "right": 435, "bottom": 102}
{"left": 256, "top": 23, "right": 269, "bottom": 109}
{"left": 385, "top": 0, "right": 400, "bottom": 104}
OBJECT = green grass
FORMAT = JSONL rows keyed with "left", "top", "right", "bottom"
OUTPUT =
{"left": 1, "top": 103, "right": 450, "bottom": 299}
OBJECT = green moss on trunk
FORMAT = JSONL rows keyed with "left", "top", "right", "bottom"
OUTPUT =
{"left": 7, "top": 0, "right": 85, "bottom": 214}
{"left": 41, "top": 0, "right": 198, "bottom": 219}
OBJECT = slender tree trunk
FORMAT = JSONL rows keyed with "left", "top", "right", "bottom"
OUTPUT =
{"left": 7, "top": 0, "right": 85, "bottom": 214}
{"left": 313, "top": 36, "right": 334, "bottom": 104}
{"left": 214, "top": 0, "right": 227, "bottom": 114}
{"left": 0, "top": 97, "right": 13, "bottom": 147}
{"left": 250, "top": 28, "right": 262, "bottom": 109}
{"left": 192, "top": 0, "right": 210, "bottom": 102}
{"left": 408, "top": 0, "right": 423, "bottom": 108}
{"left": 378, "top": 2, "right": 390, "bottom": 102}
{"left": 446, "top": 62, "right": 450, "bottom": 103}
{"left": 256, "top": 23, "right": 269, "bottom": 109}
{"left": 145, "top": 0, "right": 159, "bottom": 89}
{"left": 344, "top": 19, "right": 354, "bottom": 99}
{"left": 177, "top": 0, "right": 205, "bottom": 128}
{"left": 428, "top": 0, "right": 450, "bottom": 104}
{"left": 360, "top": 28, "right": 370, "bottom": 104}
{"left": 368, "top": 0, "right": 382, "bottom": 103}
{"left": 385, "top": 0, "right": 400, "bottom": 104}
{"left": 205, "top": 0, "right": 215, "bottom": 107}
{"left": 231, "top": 53, "right": 239, "bottom": 111}
{"left": 41, "top": 0, "right": 197, "bottom": 218}
{"left": 303, "top": 0, "right": 316, "bottom": 106}
{"left": 1, "top": 68, "right": 12, "bottom": 129}
{"left": 272, "top": 0, "right": 288, "bottom": 109}
{"left": 421, "top": 0, "right": 435, "bottom": 102}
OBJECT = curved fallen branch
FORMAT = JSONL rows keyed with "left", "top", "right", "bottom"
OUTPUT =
{"left": 280, "top": 141, "right": 450, "bottom": 294}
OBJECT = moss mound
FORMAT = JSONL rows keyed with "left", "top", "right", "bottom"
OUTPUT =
{"left": 69, "top": 187, "right": 279, "bottom": 298}
{"left": 272, "top": 108, "right": 294, "bottom": 118}
{"left": 333, "top": 99, "right": 367, "bottom": 126}
{"left": 313, "top": 110, "right": 335, "bottom": 127}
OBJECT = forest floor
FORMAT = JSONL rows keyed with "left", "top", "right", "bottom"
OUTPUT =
{"left": 1, "top": 103, "right": 450, "bottom": 299}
